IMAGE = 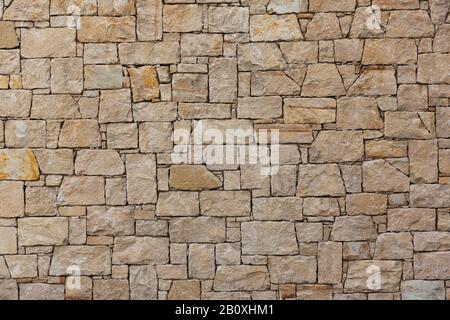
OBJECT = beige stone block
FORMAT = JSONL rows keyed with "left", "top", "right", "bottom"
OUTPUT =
{"left": 387, "top": 208, "right": 436, "bottom": 231}
{"left": 87, "top": 206, "right": 134, "bottom": 236}
{"left": 214, "top": 266, "right": 270, "bottom": 291}
{"left": 0, "top": 90, "right": 31, "bottom": 117}
{"left": 269, "top": 256, "right": 317, "bottom": 284}
{"left": 0, "top": 181, "right": 24, "bottom": 218}
{"left": 78, "top": 16, "right": 136, "bottom": 42}
{"left": 113, "top": 236, "right": 169, "bottom": 265}
{"left": 331, "top": 216, "right": 377, "bottom": 241}
{"left": 242, "top": 221, "right": 298, "bottom": 255}
{"left": 208, "top": 6, "right": 249, "bottom": 33}
{"left": 0, "top": 227, "right": 17, "bottom": 255}
{"left": 0, "top": 22, "right": 18, "bottom": 49}
{"left": 297, "top": 164, "right": 345, "bottom": 197}
{"left": 5, "top": 120, "right": 46, "bottom": 148}
{"left": 346, "top": 194, "right": 387, "bottom": 216}
{"left": 253, "top": 197, "right": 302, "bottom": 221}
{"left": 25, "top": 187, "right": 58, "bottom": 216}
{"left": 156, "top": 191, "right": 199, "bottom": 217}
{"left": 59, "top": 120, "right": 101, "bottom": 148}
{"left": 250, "top": 14, "right": 302, "bottom": 41}
{"left": 126, "top": 154, "right": 157, "bottom": 204}
{"left": 51, "top": 58, "right": 83, "bottom": 94}
{"left": 374, "top": 232, "right": 413, "bottom": 259}
{"left": 57, "top": 176, "right": 105, "bottom": 206}
{"left": 31, "top": 94, "right": 81, "bottom": 119}
{"left": 168, "top": 280, "right": 201, "bottom": 300}
{"left": 169, "top": 217, "right": 226, "bottom": 243}
{"left": 139, "top": 122, "right": 173, "bottom": 153}
{"left": 163, "top": 4, "right": 203, "bottom": 32}
{"left": 345, "top": 260, "right": 402, "bottom": 293}
{"left": 169, "top": 165, "right": 220, "bottom": 191}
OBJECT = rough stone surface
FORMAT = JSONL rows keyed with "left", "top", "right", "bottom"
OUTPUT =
{"left": 0, "top": 0, "right": 448, "bottom": 301}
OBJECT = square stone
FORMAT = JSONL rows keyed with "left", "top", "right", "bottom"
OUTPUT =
{"left": 51, "top": 58, "right": 83, "bottom": 94}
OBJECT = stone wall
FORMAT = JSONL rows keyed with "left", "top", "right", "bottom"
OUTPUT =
{"left": 0, "top": 0, "right": 449, "bottom": 300}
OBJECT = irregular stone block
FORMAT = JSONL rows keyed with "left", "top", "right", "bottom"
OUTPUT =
{"left": 297, "top": 164, "right": 345, "bottom": 197}
{"left": 331, "top": 216, "right": 378, "bottom": 241}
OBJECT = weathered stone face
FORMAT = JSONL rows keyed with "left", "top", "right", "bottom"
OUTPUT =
{"left": 297, "top": 164, "right": 345, "bottom": 197}
{"left": 241, "top": 221, "right": 298, "bottom": 255}
{"left": 331, "top": 216, "right": 378, "bottom": 241}
{"left": 50, "top": 246, "right": 111, "bottom": 276}
{"left": 18, "top": 218, "right": 68, "bottom": 246}
{"left": 214, "top": 266, "right": 270, "bottom": 291}
{"left": 0, "top": 0, "right": 448, "bottom": 301}
{"left": 112, "top": 237, "right": 169, "bottom": 265}
{"left": 345, "top": 260, "right": 402, "bottom": 293}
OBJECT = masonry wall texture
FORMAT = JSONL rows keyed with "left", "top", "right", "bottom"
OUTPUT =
{"left": 0, "top": 0, "right": 449, "bottom": 300}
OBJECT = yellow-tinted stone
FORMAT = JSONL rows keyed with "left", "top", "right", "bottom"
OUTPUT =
{"left": 129, "top": 66, "right": 159, "bottom": 102}
{"left": 0, "top": 149, "right": 40, "bottom": 181}
{"left": 170, "top": 165, "right": 221, "bottom": 191}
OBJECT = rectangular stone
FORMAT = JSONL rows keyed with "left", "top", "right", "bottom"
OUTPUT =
{"left": 318, "top": 242, "right": 342, "bottom": 284}
{"left": 387, "top": 208, "right": 436, "bottom": 231}
{"left": 181, "top": 34, "right": 223, "bottom": 57}
{"left": 238, "top": 96, "right": 282, "bottom": 120}
{"left": 119, "top": 42, "right": 180, "bottom": 65}
{"left": 214, "top": 266, "right": 269, "bottom": 291}
{"left": 209, "top": 58, "right": 237, "bottom": 103}
{"left": 169, "top": 217, "right": 226, "bottom": 243}
{"left": 21, "top": 28, "right": 76, "bottom": 58}
{"left": 208, "top": 6, "right": 249, "bottom": 33}
{"left": 345, "top": 260, "right": 402, "bottom": 293}
{"left": 57, "top": 176, "right": 105, "bottom": 206}
{"left": 87, "top": 206, "right": 134, "bottom": 236}
{"left": 253, "top": 197, "right": 302, "bottom": 221}
{"left": 200, "top": 191, "right": 251, "bottom": 217}
{"left": 84, "top": 65, "right": 123, "bottom": 90}
{"left": 414, "top": 252, "right": 450, "bottom": 280}
{"left": 50, "top": 246, "right": 111, "bottom": 276}
{"left": 0, "top": 227, "right": 17, "bottom": 255}
{"left": 126, "top": 154, "right": 157, "bottom": 204}
{"left": 137, "top": 0, "right": 162, "bottom": 41}
{"left": 113, "top": 236, "right": 169, "bottom": 265}
{"left": 0, "top": 49, "right": 20, "bottom": 74}
{"left": 0, "top": 90, "right": 32, "bottom": 117}
{"left": 268, "top": 256, "right": 316, "bottom": 284}
{"left": 410, "top": 184, "right": 450, "bottom": 208}
{"left": 0, "top": 181, "right": 24, "bottom": 218}
{"left": 18, "top": 218, "right": 68, "bottom": 246}
{"left": 409, "top": 140, "right": 438, "bottom": 183}
{"left": 242, "top": 221, "right": 298, "bottom": 255}
{"left": 179, "top": 103, "right": 231, "bottom": 119}
{"left": 78, "top": 16, "right": 136, "bottom": 42}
